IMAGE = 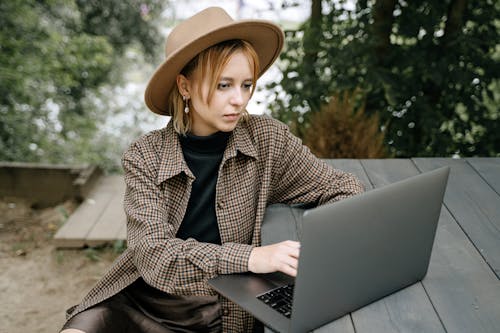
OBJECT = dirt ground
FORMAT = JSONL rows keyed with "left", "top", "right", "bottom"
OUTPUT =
{"left": 0, "top": 198, "right": 121, "bottom": 333}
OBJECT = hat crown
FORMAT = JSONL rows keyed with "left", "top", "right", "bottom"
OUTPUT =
{"left": 146, "top": 7, "right": 284, "bottom": 116}
{"left": 166, "top": 7, "right": 234, "bottom": 57}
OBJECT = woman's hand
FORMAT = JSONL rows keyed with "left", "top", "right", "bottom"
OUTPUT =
{"left": 248, "top": 240, "right": 300, "bottom": 277}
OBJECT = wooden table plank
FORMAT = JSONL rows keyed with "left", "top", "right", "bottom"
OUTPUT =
{"left": 424, "top": 208, "right": 500, "bottom": 332}
{"left": 85, "top": 176, "right": 126, "bottom": 247}
{"left": 350, "top": 159, "right": 445, "bottom": 333}
{"left": 314, "top": 315, "right": 355, "bottom": 333}
{"left": 261, "top": 204, "right": 302, "bottom": 245}
{"left": 466, "top": 157, "right": 500, "bottom": 194}
{"left": 413, "top": 158, "right": 500, "bottom": 278}
{"left": 324, "top": 159, "right": 374, "bottom": 190}
{"left": 353, "top": 283, "right": 445, "bottom": 333}
{"left": 53, "top": 177, "right": 115, "bottom": 248}
{"left": 361, "top": 158, "right": 420, "bottom": 185}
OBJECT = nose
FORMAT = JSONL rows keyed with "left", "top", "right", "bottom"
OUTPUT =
{"left": 230, "top": 88, "right": 244, "bottom": 107}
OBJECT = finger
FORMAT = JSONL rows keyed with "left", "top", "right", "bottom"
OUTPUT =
{"left": 279, "top": 262, "right": 298, "bottom": 277}
{"left": 282, "top": 255, "right": 299, "bottom": 270}
{"left": 287, "top": 247, "right": 300, "bottom": 259}
{"left": 276, "top": 243, "right": 299, "bottom": 258}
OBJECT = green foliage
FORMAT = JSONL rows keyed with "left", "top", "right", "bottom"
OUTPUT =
{"left": 83, "top": 241, "right": 127, "bottom": 262}
{"left": 84, "top": 247, "right": 102, "bottom": 262}
{"left": 0, "top": 0, "right": 166, "bottom": 169}
{"left": 268, "top": 0, "right": 500, "bottom": 157}
{"left": 113, "top": 239, "right": 127, "bottom": 254}
{"left": 74, "top": 0, "right": 164, "bottom": 61}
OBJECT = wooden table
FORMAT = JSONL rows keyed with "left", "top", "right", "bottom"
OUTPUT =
{"left": 52, "top": 158, "right": 500, "bottom": 331}
{"left": 264, "top": 158, "right": 500, "bottom": 333}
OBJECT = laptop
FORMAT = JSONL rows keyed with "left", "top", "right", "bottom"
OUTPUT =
{"left": 208, "top": 166, "right": 450, "bottom": 333}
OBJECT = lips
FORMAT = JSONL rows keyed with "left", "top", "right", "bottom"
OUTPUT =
{"left": 223, "top": 113, "right": 240, "bottom": 121}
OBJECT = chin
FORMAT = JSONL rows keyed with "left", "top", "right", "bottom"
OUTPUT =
{"left": 219, "top": 124, "right": 238, "bottom": 133}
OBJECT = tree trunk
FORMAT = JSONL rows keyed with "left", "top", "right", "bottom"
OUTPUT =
{"left": 371, "top": 0, "right": 397, "bottom": 66}
{"left": 443, "top": 0, "right": 468, "bottom": 46}
{"left": 302, "top": 0, "right": 323, "bottom": 114}
{"left": 303, "top": 0, "right": 322, "bottom": 66}
{"left": 426, "top": 0, "right": 468, "bottom": 105}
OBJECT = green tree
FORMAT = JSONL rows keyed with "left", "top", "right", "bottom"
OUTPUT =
{"left": 0, "top": 0, "right": 166, "bottom": 168}
{"left": 269, "top": 0, "right": 499, "bottom": 157}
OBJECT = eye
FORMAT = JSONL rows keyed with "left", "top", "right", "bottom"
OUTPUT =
{"left": 242, "top": 82, "right": 253, "bottom": 90}
{"left": 217, "top": 82, "right": 230, "bottom": 90}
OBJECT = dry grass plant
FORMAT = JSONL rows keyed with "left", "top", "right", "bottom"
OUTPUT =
{"left": 304, "top": 91, "right": 387, "bottom": 158}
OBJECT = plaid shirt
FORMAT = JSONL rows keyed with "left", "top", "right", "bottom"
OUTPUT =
{"left": 66, "top": 115, "right": 364, "bottom": 332}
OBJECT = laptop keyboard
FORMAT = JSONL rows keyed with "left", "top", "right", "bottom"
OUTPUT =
{"left": 257, "top": 284, "right": 294, "bottom": 318}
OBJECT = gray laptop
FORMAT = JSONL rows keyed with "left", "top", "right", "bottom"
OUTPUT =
{"left": 208, "top": 167, "right": 450, "bottom": 333}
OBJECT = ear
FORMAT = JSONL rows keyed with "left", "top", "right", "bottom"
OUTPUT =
{"left": 176, "top": 74, "right": 190, "bottom": 97}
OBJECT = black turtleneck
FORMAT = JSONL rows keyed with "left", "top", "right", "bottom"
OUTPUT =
{"left": 177, "top": 131, "right": 231, "bottom": 244}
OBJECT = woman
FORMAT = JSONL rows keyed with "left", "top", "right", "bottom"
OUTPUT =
{"left": 61, "top": 7, "right": 364, "bottom": 333}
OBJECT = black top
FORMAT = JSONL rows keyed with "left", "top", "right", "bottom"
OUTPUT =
{"left": 177, "top": 131, "right": 231, "bottom": 244}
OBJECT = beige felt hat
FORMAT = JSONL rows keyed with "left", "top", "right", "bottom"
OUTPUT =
{"left": 144, "top": 7, "right": 285, "bottom": 116}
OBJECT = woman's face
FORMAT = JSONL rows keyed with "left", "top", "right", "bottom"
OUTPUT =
{"left": 185, "top": 51, "right": 254, "bottom": 136}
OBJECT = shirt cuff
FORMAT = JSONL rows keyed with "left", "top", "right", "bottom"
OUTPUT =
{"left": 218, "top": 243, "right": 254, "bottom": 274}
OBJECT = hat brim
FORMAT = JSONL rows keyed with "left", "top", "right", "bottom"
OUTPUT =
{"left": 145, "top": 20, "right": 284, "bottom": 116}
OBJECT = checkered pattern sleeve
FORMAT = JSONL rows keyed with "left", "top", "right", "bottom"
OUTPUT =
{"left": 268, "top": 122, "right": 364, "bottom": 205}
{"left": 122, "top": 142, "right": 254, "bottom": 295}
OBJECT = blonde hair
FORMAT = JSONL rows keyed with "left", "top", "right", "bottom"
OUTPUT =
{"left": 170, "top": 40, "right": 260, "bottom": 135}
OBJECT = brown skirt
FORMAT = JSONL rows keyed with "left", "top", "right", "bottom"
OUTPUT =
{"left": 62, "top": 278, "right": 222, "bottom": 333}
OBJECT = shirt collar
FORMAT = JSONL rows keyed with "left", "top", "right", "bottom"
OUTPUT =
{"left": 223, "top": 119, "right": 258, "bottom": 161}
{"left": 156, "top": 122, "right": 193, "bottom": 185}
{"left": 155, "top": 119, "right": 258, "bottom": 185}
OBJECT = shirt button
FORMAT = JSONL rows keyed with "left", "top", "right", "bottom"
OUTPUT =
{"left": 217, "top": 201, "right": 224, "bottom": 209}
{"left": 222, "top": 308, "right": 229, "bottom": 316}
